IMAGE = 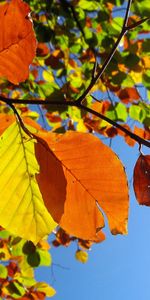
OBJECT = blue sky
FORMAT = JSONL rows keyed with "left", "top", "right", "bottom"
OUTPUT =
{"left": 36, "top": 135, "right": 150, "bottom": 300}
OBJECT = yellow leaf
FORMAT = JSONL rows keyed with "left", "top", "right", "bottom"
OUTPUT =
{"left": 42, "top": 70, "right": 54, "bottom": 82}
{"left": 0, "top": 122, "right": 57, "bottom": 244}
{"left": 130, "top": 70, "right": 142, "bottom": 84}
{"left": 76, "top": 119, "right": 87, "bottom": 132}
{"left": 75, "top": 250, "right": 88, "bottom": 263}
{"left": 35, "top": 282, "right": 56, "bottom": 297}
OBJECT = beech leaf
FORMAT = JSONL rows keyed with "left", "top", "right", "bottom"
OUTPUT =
{"left": 36, "top": 131, "right": 129, "bottom": 240}
{"left": 133, "top": 154, "right": 150, "bottom": 205}
{"left": 0, "top": 0, "right": 37, "bottom": 84}
{"left": 0, "top": 122, "right": 57, "bottom": 244}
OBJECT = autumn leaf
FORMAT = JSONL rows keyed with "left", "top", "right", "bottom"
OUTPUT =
{"left": 133, "top": 154, "right": 150, "bottom": 205}
{"left": 35, "top": 137, "right": 67, "bottom": 223}
{"left": 34, "top": 282, "right": 56, "bottom": 297}
{"left": 117, "top": 87, "right": 140, "bottom": 103}
{"left": 0, "top": 113, "right": 42, "bottom": 136}
{"left": 36, "top": 131, "right": 129, "bottom": 241}
{"left": 0, "top": 122, "right": 57, "bottom": 244}
{"left": 0, "top": 113, "right": 16, "bottom": 135}
{"left": 0, "top": 0, "right": 36, "bottom": 84}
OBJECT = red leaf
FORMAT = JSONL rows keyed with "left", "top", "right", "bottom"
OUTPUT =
{"left": 0, "top": 0, "right": 37, "bottom": 84}
{"left": 133, "top": 154, "right": 150, "bottom": 205}
{"left": 36, "top": 43, "right": 49, "bottom": 57}
{"left": 7, "top": 262, "right": 19, "bottom": 278}
{"left": 117, "top": 87, "right": 140, "bottom": 104}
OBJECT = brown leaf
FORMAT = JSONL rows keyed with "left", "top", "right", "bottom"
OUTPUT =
{"left": 35, "top": 138, "right": 67, "bottom": 222}
{"left": 133, "top": 154, "right": 150, "bottom": 205}
{"left": 36, "top": 42, "right": 49, "bottom": 57}
{"left": 0, "top": 0, "right": 37, "bottom": 84}
{"left": 117, "top": 87, "right": 140, "bottom": 104}
{"left": 35, "top": 131, "right": 129, "bottom": 241}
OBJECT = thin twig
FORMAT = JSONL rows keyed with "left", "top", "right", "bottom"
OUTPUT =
{"left": 79, "top": 103, "right": 150, "bottom": 148}
{"left": 126, "top": 17, "right": 150, "bottom": 30}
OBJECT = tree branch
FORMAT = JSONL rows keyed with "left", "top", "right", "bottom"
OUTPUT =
{"left": 74, "top": 3, "right": 149, "bottom": 106}
{"left": 1, "top": 96, "right": 150, "bottom": 148}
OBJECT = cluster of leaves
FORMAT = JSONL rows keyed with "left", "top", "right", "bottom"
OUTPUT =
{"left": 0, "top": 0, "right": 150, "bottom": 298}
{"left": 0, "top": 226, "right": 55, "bottom": 299}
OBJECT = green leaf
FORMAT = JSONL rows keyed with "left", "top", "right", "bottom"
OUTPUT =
{"left": 143, "top": 70, "right": 150, "bottom": 90}
{"left": 115, "top": 103, "right": 128, "bottom": 122}
{"left": 5, "top": 281, "right": 25, "bottom": 299}
{"left": 111, "top": 72, "right": 126, "bottom": 85}
{"left": 34, "top": 22, "right": 54, "bottom": 42}
{"left": 22, "top": 241, "right": 36, "bottom": 255}
{"left": 78, "top": 0, "right": 99, "bottom": 11}
{"left": 27, "top": 251, "right": 40, "bottom": 267}
{"left": 132, "top": 0, "right": 150, "bottom": 17}
{"left": 11, "top": 239, "right": 25, "bottom": 257}
{"left": 129, "top": 105, "right": 146, "bottom": 122}
{"left": 142, "top": 40, "right": 150, "bottom": 54}
{"left": 106, "top": 103, "right": 127, "bottom": 122}
{"left": 17, "top": 276, "right": 36, "bottom": 288}
{"left": 124, "top": 53, "right": 140, "bottom": 69}
{"left": 19, "top": 257, "right": 34, "bottom": 278}
{"left": 0, "top": 264, "right": 8, "bottom": 279}
{"left": 37, "top": 249, "right": 52, "bottom": 266}
{"left": 0, "top": 122, "right": 57, "bottom": 244}
{"left": 0, "top": 229, "right": 10, "bottom": 239}
{"left": 111, "top": 17, "right": 123, "bottom": 33}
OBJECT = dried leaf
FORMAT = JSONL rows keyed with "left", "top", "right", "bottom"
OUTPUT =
{"left": 133, "top": 154, "right": 150, "bottom": 205}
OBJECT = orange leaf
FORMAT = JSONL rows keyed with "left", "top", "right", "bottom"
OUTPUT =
{"left": 134, "top": 126, "right": 150, "bottom": 141}
{"left": 0, "top": 114, "right": 42, "bottom": 135}
{"left": 0, "top": 114, "right": 15, "bottom": 135}
{"left": 0, "top": 0, "right": 37, "bottom": 84}
{"left": 133, "top": 154, "right": 150, "bottom": 205}
{"left": 35, "top": 132, "right": 129, "bottom": 240}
